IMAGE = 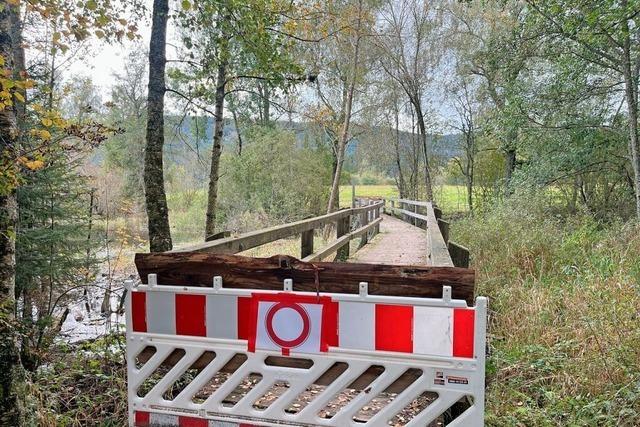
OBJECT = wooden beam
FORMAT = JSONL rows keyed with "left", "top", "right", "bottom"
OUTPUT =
{"left": 336, "top": 215, "right": 350, "bottom": 260}
{"left": 448, "top": 241, "right": 470, "bottom": 268}
{"left": 433, "top": 206, "right": 443, "bottom": 220}
{"left": 171, "top": 209, "right": 352, "bottom": 254}
{"left": 300, "top": 229, "right": 314, "bottom": 258}
{"left": 134, "top": 252, "right": 475, "bottom": 304}
{"left": 386, "top": 198, "right": 430, "bottom": 208}
{"left": 351, "top": 201, "right": 384, "bottom": 215}
{"left": 205, "top": 231, "right": 231, "bottom": 242}
{"left": 170, "top": 202, "right": 384, "bottom": 255}
{"left": 304, "top": 217, "right": 382, "bottom": 262}
{"left": 437, "top": 218, "right": 450, "bottom": 243}
{"left": 359, "top": 204, "right": 370, "bottom": 247}
{"left": 385, "top": 206, "right": 429, "bottom": 223}
{"left": 426, "top": 202, "right": 453, "bottom": 267}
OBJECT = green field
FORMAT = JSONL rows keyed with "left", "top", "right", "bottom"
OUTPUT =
{"left": 339, "top": 184, "right": 469, "bottom": 213}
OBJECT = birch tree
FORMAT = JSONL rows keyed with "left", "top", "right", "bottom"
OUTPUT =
{"left": 375, "top": 0, "right": 446, "bottom": 201}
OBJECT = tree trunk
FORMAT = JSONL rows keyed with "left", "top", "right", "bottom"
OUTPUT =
{"left": 143, "top": 0, "right": 172, "bottom": 252}
{"left": 393, "top": 105, "right": 406, "bottom": 198}
{"left": 413, "top": 102, "right": 434, "bottom": 201}
{"left": 504, "top": 147, "right": 516, "bottom": 193}
{"left": 205, "top": 54, "right": 228, "bottom": 238}
{"left": 0, "top": 5, "right": 25, "bottom": 424}
{"left": 231, "top": 104, "right": 243, "bottom": 156}
{"left": 259, "top": 81, "right": 270, "bottom": 126}
{"left": 466, "top": 155, "right": 474, "bottom": 212}
{"left": 327, "top": 0, "right": 363, "bottom": 214}
{"left": 621, "top": 12, "right": 640, "bottom": 220}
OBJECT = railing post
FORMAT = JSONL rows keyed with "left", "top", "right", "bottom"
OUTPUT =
{"left": 412, "top": 204, "right": 417, "bottom": 227}
{"left": 301, "top": 229, "right": 314, "bottom": 258}
{"left": 336, "top": 215, "right": 350, "bottom": 260}
{"left": 351, "top": 183, "right": 356, "bottom": 208}
{"left": 360, "top": 204, "right": 370, "bottom": 247}
{"left": 375, "top": 203, "right": 381, "bottom": 235}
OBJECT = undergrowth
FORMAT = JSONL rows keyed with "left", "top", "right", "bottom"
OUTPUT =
{"left": 452, "top": 193, "right": 640, "bottom": 426}
{"left": 32, "top": 334, "right": 128, "bottom": 426}
{"left": 31, "top": 192, "right": 640, "bottom": 426}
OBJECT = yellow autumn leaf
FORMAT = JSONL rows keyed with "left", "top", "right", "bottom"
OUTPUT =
{"left": 41, "top": 118, "right": 53, "bottom": 127}
{"left": 14, "top": 92, "right": 24, "bottom": 102}
{"left": 0, "top": 55, "right": 4, "bottom": 66}
{"left": 25, "top": 160, "right": 44, "bottom": 171}
{"left": 38, "top": 129, "right": 51, "bottom": 140}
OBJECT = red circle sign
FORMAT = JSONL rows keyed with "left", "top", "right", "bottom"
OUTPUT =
{"left": 265, "top": 302, "right": 311, "bottom": 348}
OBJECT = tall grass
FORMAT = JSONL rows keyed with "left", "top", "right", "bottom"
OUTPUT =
{"left": 452, "top": 194, "right": 640, "bottom": 426}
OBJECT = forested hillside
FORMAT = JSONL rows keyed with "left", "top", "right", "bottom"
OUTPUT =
{"left": 0, "top": 0, "right": 639, "bottom": 426}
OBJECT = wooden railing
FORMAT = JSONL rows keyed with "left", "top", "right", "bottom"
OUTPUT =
{"left": 171, "top": 201, "right": 384, "bottom": 262}
{"left": 383, "top": 198, "right": 470, "bottom": 268}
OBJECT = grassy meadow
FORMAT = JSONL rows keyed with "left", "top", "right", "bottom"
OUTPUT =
{"left": 339, "top": 184, "right": 469, "bottom": 212}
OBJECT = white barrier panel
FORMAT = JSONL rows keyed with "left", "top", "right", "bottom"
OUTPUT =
{"left": 126, "top": 278, "right": 487, "bottom": 427}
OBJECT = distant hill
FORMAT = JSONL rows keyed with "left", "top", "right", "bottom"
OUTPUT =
{"left": 162, "top": 115, "right": 462, "bottom": 163}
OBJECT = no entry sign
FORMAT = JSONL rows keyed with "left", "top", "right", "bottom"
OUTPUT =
{"left": 247, "top": 293, "right": 338, "bottom": 356}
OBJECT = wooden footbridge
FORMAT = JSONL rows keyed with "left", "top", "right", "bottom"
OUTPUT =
{"left": 136, "top": 198, "right": 473, "bottom": 300}
{"left": 129, "top": 198, "right": 482, "bottom": 427}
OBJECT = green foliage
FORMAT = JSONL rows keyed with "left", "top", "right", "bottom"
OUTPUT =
{"left": 16, "top": 149, "right": 99, "bottom": 370}
{"left": 170, "top": 0, "right": 304, "bottom": 112}
{"left": 218, "top": 127, "right": 332, "bottom": 228}
{"left": 452, "top": 193, "right": 640, "bottom": 426}
{"left": 103, "top": 49, "right": 147, "bottom": 202}
{"left": 33, "top": 335, "right": 128, "bottom": 426}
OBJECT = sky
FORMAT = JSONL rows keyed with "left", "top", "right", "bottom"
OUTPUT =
{"left": 65, "top": 7, "right": 456, "bottom": 132}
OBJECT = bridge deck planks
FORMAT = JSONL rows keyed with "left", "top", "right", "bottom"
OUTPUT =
{"left": 348, "top": 214, "right": 428, "bottom": 265}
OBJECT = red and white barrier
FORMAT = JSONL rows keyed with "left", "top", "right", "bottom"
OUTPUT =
{"left": 134, "top": 411, "right": 256, "bottom": 427}
{"left": 130, "top": 289, "right": 476, "bottom": 359}
{"left": 126, "top": 277, "right": 487, "bottom": 427}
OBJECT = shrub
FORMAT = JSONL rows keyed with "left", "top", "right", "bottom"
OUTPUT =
{"left": 452, "top": 192, "right": 640, "bottom": 426}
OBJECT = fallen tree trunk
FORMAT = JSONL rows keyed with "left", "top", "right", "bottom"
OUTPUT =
{"left": 134, "top": 252, "right": 475, "bottom": 304}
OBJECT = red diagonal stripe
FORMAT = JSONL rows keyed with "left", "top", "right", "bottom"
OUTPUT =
{"left": 375, "top": 304, "right": 413, "bottom": 352}
{"left": 175, "top": 294, "right": 206, "bottom": 336}
{"left": 453, "top": 308, "right": 475, "bottom": 358}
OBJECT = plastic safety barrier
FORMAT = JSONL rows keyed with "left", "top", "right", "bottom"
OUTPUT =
{"left": 126, "top": 275, "right": 487, "bottom": 426}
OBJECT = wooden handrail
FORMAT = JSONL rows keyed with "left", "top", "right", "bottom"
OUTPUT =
{"left": 171, "top": 201, "right": 384, "bottom": 256}
{"left": 303, "top": 217, "right": 382, "bottom": 261}
{"left": 383, "top": 205, "right": 429, "bottom": 222}
{"left": 383, "top": 198, "right": 458, "bottom": 267}
{"left": 424, "top": 201, "right": 453, "bottom": 267}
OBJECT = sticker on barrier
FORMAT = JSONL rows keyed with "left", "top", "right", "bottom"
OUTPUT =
{"left": 126, "top": 276, "right": 487, "bottom": 427}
